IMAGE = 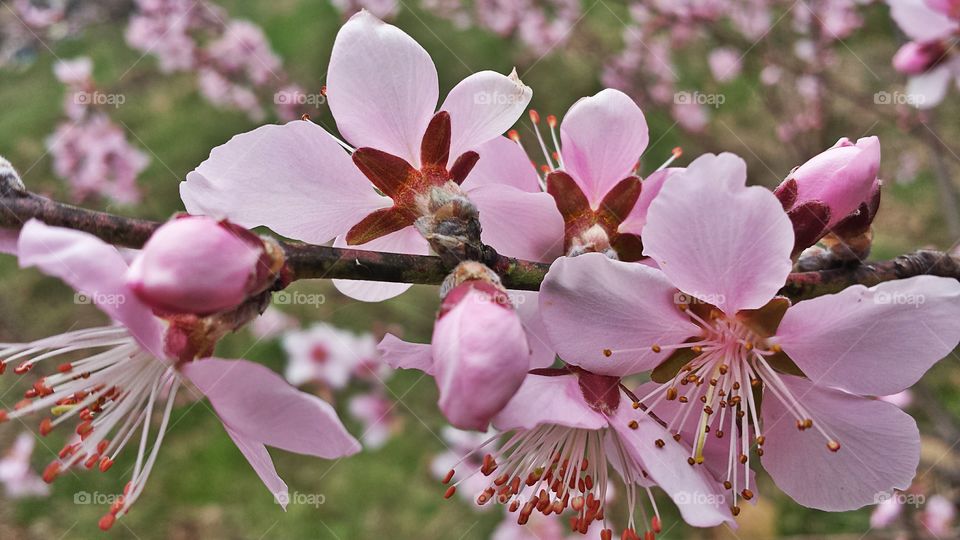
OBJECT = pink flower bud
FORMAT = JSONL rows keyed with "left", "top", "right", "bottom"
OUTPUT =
{"left": 127, "top": 216, "right": 272, "bottom": 315}
{"left": 892, "top": 41, "right": 947, "bottom": 75}
{"left": 431, "top": 280, "right": 530, "bottom": 431}
{"left": 775, "top": 136, "right": 881, "bottom": 255}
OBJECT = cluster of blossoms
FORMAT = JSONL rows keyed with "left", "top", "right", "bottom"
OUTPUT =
{"left": 0, "top": 0, "right": 125, "bottom": 67}
{"left": 125, "top": 0, "right": 307, "bottom": 121}
{"left": 888, "top": 0, "right": 960, "bottom": 107}
{"left": 603, "top": 0, "right": 867, "bottom": 145}
{"left": 46, "top": 57, "right": 149, "bottom": 204}
{"left": 1, "top": 9, "right": 959, "bottom": 539}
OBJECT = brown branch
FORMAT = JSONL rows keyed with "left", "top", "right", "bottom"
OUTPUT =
{"left": 1, "top": 191, "right": 958, "bottom": 297}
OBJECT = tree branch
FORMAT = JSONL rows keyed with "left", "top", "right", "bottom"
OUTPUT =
{"left": 1, "top": 191, "right": 958, "bottom": 297}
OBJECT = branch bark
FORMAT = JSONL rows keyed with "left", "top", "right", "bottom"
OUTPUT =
{"left": 1, "top": 191, "right": 958, "bottom": 297}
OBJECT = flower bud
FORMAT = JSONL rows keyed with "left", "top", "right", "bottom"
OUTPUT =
{"left": 774, "top": 136, "right": 880, "bottom": 256}
{"left": 127, "top": 216, "right": 277, "bottom": 316}
{"left": 431, "top": 262, "right": 530, "bottom": 431}
{"left": 892, "top": 41, "right": 947, "bottom": 75}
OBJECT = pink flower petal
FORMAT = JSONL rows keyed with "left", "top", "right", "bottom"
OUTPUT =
{"left": 332, "top": 227, "right": 429, "bottom": 302}
{"left": 618, "top": 167, "right": 683, "bottom": 236}
{"left": 492, "top": 373, "right": 608, "bottom": 431}
{"left": 0, "top": 229, "right": 18, "bottom": 255}
{"left": 906, "top": 65, "right": 954, "bottom": 109}
{"left": 776, "top": 275, "right": 960, "bottom": 396}
{"left": 760, "top": 375, "right": 919, "bottom": 511}
{"left": 327, "top": 11, "right": 438, "bottom": 165}
{"left": 440, "top": 70, "right": 532, "bottom": 160}
{"left": 539, "top": 253, "right": 699, "bottom": 376}
{"left": 224, "top": 426, "right": 289, "bottom": 509}
{"left": 182, "top": 358, "right": 361, "bottom": 458}
{"left": 17, "top": 220, "right": 165, "bottom": 357}
{"left": 559, "top": 89, "right": 649, "bottom": 205}
{"left": 460, "top": 135, "right": 541, "bottom": 192}
{"left": 468, "top": 185, "right": 563, "bottom": 262}
{"left": 642, "top": 153, "right": 794, "bottom": 314}
{"left": 512, "top": 291, "right": 556, "bottom": 369}
{"left": 888, "top": 0, "right": 959, "bottom": 41}
{"left": 378, "top": 333, "right": 435, "bottom": 374}
{"left": 608, "top": 404, "right": 735, "bottom": 527}
{"left": 181, "top": 121, "right": 389, "bottom": 245}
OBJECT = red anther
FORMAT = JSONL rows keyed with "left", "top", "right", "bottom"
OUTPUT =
{"left": 481, "top": 454, "right": 497, "bottom": 475}
{"left": 75, "top": 390, "right": 88, "bottom": 400}
{"left": 97, "top": 439, "right": 110, "bottom": 454}
{"left": 581, "top": 458, "right": 589, "bottom": 471}
{"left": 123, "top": 482, "right": 132, "bottom": 495}
{"left": 444, "top": 486, "right": 456, "bottom": 499}
{"left": 508, "top": 129, "right": 520, "bottom": 142}
{"left": 98, "top": 513, "right": 116, "bottom": 531}
{"left": 672, "top": 146, "right": 683, "bottom": 158}
{"left": 39, "top": 417, "right": 53, "bottom": 436}
{"left": 58, "top": 362, "right": 73, "bottom": 373}
{"left": 0, "top": 362, "right": 5, "bottom": 374}
{"left": 77, "top": 420, "right": 93, "bottom": 438}
{"left": 621, "top": 529, "right": 639, "bottom": 540}
{"left": 547, "top": 114, "right": 557, "bottom": 128}
{"left": 509, "top": 476, "right": 521, "bottom": 494}
{"left": 99, "top": 457, "right": 114, "bottom": 472}
{"left": 0, "top": 410, "right": 7, "bottom": 423}
{"left": 540, "top": 164, "right": 550, "bottom": 173}
{"left": 551, "top": 499, "right": 563, "bottom": 514}
{"left": 42, "top": 461, "right": 61, "bottom": 483}
{"left": 320, "top": 85, "right": 327, "bottom": 96}
{"left": 644, "top": 531, "right": 655, "bottom": 540}
{"left": 529, "top": 110, "right": 541, "bottom": 124}
{"left": 584, "top": 475, "right": 594, "bottom": 490}
{"left": 84, "top": 454, "right": 100, "bottom": 469}
{"left": 14, "top": 362, "right": 32, "bottom": 374}
{"left": 571, "top": 496, "right": 585, "bottom": 511}
{"left": 509, "top": 499, "right": 520, "bottom": 512}
{"left": 442, "top": 469, "right": 454, "bottom": 484}
{"left": 59, "top": 444, "right": 77, "bottom": 459}
{"left": 24, "top": 388, "right": 38, "bottom": 399}
{"left": 827, "top": 440, "right": 841, "bottom": 452}
{"left": 494, "top": 473, "right": 509, "bottom": 486}
{"left": 300, "top": 114, "right": 311, "bottom": 122}
{"left": 651, "top": 516, "right": 662, "bottom": 533}
{"left": 552, "top": 151, "right": 559, "bottom": 161}
{"left": 601, "top": 529, "right": 613, "bottom": 540}
{"left": 110, "top": 497, "right": 124, "bottom": 514}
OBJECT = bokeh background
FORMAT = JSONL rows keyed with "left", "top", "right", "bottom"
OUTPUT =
{"left": 0, "top": 0, "right": 959, "bottom": 538}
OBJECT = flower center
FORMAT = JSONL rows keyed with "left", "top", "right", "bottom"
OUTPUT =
{"left": 633, "top": 302, "right": 841, "bottom": 515}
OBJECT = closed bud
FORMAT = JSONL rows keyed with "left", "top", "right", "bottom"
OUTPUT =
{"left": 432, "top": 262, "right": 530, "bottom": 431}
{"left": 127, "top": 216, "right": 279, "bottom": 316}
{"left": 775, "top": 136, "right": 880, "bottom": 256}
{"left": 892, "top": 41, "right": 947, "bottom": 75}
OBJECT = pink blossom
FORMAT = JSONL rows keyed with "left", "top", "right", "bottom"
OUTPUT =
{"left": 708, "top": 48, "right": 742, "bottom": 83}
{"left": 1, "top": 220, "right": 360, "bottom": 528}
{"left": 283, "top": 322, "right": 384, "bottom": 389}
{"left": 538, "top": 152, "right": 960, "bottom": 512}
{"left": 47, "top": 114, "right": 149, "bottom": 205}
{"left": 127, "top": 216, "right": 274, "bottom": 315}
{"left": 439, "top": 368, "right": 733, "bottom": 536}
{"left": 14, "top": 0, "right": 64, "bottom": 29}
{"left": 887, "top": 0, "right": 960, "bottom": 108}
{"left": 430, "top": 426, "right": 499, "bottom": 509}
{"left": 892, "top": 41, "right": 947, "bottom": 74}
{"left": 0, "top": 433, "right": 49, "bottom": 498}
{"left": 870, "top": 495, "right": 903, "bottom": 528}
{"left": 348, "top": 390, "right": 400, "bottom": 449}
{"left": 774, "top": 136, "right": 881, "bottom": 255}
{"left": 181, "top": 12, "right": 561, "bottom": 302}
{"left": 922, "top": 495, "right": 956, "bottom": 536}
